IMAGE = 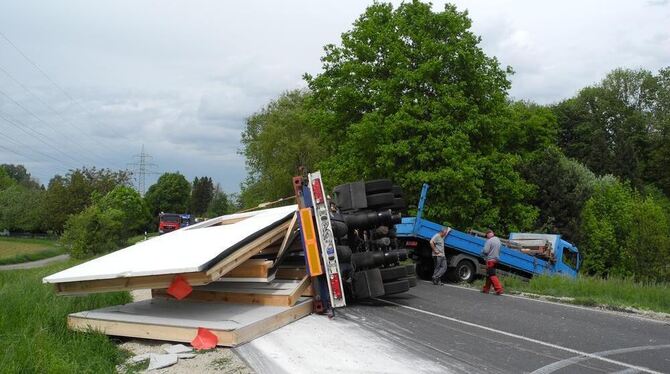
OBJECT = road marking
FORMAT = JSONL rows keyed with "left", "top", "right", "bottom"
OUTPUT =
{"left": 419, "top": 280, "right": 668, "bottom": 325}
{"left": 374, "top": 297, "right": 664, "bottom": 374}
{"left": 530, "top": 344, "right": 670, "bottom": 374}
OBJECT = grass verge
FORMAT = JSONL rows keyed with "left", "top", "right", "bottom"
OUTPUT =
{"left": 0, "top": 260, "right": 132, "bottom": 373}
{"left": 0, "top": 237, "right": 65, "bottom": 265}
{"left": 475, "top": 275, "right": 670, "bottom": 314}
{"left": 126, "top": 232, "right": 158, "bottom": 246}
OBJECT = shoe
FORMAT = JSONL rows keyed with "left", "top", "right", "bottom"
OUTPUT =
{"left": 495, "top": 290, "right": 504, "bottom": 295}
{"left": 432, "top": 278, "right": 438, "bottom": 285}
{"left": 481, "top": 289, "right": 489, "bottom": 294}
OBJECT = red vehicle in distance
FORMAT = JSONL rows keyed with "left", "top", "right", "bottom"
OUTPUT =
{"left": 158, "top": 213, "right": 191, "bottom": 234}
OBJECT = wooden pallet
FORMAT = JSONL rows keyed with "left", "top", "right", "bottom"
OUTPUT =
{"left": 68, "top": 297, "right": 313, "bottom": 347}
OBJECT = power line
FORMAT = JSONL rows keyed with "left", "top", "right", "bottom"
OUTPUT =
{"left": 0, "top": 63, "right": 125, "bottom": 169}
{"left": 0, "top": 87, "right": 102, "bottom": 166}
{"left": 127, "top": 144, "right": 159, "bottom": 196}
{"left": 0, "top": 110, "right": 83, "bottom": 168}
{"left": 0, "top": 30, "right": 127, "bottom": 141}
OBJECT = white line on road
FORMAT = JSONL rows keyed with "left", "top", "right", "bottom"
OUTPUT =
{"left": 374, "top": 297, "right": 664, "bottom": 374}
{"left": 420, "top": 280, "right": 668, "bottom": 325}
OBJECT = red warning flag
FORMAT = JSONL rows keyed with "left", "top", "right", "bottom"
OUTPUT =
{"left": 191, "top": 327, "right": 218, "bottom": 350}
{"left": 166, "top": 275, "right": 192, "bottom": 300}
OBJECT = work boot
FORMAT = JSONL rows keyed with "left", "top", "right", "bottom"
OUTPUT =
{"left": 481, "top": 289, "right": 489, "bottom": 294}
{"left": 495, "top": 290, "right": 504, "bottom": 295}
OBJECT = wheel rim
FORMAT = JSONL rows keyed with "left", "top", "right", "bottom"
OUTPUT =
{"left": 458, "top": 265, "right": 471, "bottom": 281}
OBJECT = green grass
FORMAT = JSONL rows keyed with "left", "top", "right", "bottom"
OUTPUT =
{"left": 0, "top": 237, "right": 65, "bottom": 265}
{"left": 477, "top": 275, "right": 670, "bottom": 314}
{"left": 0, "top": 260, "right": 132, "bottom": 373}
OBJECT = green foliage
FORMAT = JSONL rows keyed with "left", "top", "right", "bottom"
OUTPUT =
{"left": 98, "top": 185, "right": 151, "bottom": 232}
{"left": 0, "top": 164, "right": 41, "bottom": 189}
{"left": 0, "top": 260, "right": 131, "bottom": 373}
{"left": 579, "top": 176, "right": 670, "bottom": 281}
{"left": 144, "top": 172, "right": 191, "bottom": 217}
{"left": 240, "top": 89, "right": 325, "bottom": 208}
{"left": 304, "top": 1, "right": 536, "bottom": 232}
{"left": 522, "top": 147, "right": 597, "bottom": 241}
{"left": 0, "top": 167, "right": 17, "bottom": 190}
{"left": 190, "top": 176, "right": 214, "bottom": 216}
{"left": 0, "top": 185, "right": 46, "bottom": 232}
{"left": 61, "top": 205, "right": 126, "bottom": 259}
{"left": 43, "top": 167, "right": 131, "bottom": 233}
{"left": 207, "top": 184, "right": 231, "bottom": 217}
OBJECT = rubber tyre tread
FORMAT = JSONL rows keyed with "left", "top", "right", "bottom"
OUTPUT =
{"left": 365, "top": 179, "right": 393, "bottom": 194}
{"left": 331, "top": 220, "right": 348, "bottom": 239}
{"left": 405, "top": 263, "right": 416, "bottom": 276}
{"left": 391, "top": 185, "right": 404, "bottom": 198}
{"left": 336, "top": 245, "right": 352, "bottom": 263}
{"left": 353, "top": 268, "right": 384, "bottom": 299}
{"left": 383, "top": 279, "right": 410, "bottom": 295}
{"left": 351, "top": 251, "right": 375, "bottom": 268}
{"left": 367, "top": 192, "right": 394, "bottom": 207}
{"left": 390, "top": 197, "right": 407, "bottom": 211}
{"left": 400, "top": 276, "right": 417, "bottom": 287}
{"left": 379, "top": 266, "right": 407, "bottom": 281}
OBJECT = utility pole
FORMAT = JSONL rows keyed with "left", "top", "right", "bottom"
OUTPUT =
{"left": 128, "top": 144, "right": 158, "bottom": 196}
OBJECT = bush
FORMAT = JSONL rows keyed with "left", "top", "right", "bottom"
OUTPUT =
{"left": 98, "top": 185, "right": 151, "bottom": 232}
{"left": 61, "top": 205, "right": 126, "bottom": 259}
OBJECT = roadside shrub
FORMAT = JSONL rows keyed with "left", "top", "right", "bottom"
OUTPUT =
{"left": 61, "top": 205, "right": 126, "bottom": 259}
{"left": 98, "top": 185, "right": 151, "bottom": 232}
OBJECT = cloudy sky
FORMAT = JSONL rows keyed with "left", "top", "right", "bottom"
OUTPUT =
{"left": 0, "top": 1, "right": 669, "bottom": 193}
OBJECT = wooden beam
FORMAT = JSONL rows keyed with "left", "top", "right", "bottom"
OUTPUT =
{"left": 273, "top": 214, "right": 298, "bottom": 265}
{"left": 276, "top": 266, "right": 307, "bottom": 280}
{"left": 222, "top": 259, "right": 272, "bottom": 279}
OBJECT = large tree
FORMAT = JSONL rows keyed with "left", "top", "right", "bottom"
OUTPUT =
{"left": 304, "top": 1, "right": 537, "bottom": 231}
{"left": 189, "top": 176, "right": 214, "bottom": 216}
{"left": 144, "top": 172, "right": 191, "bottom": 217}
{"left": 240, "top": 89, "right": 325, "bottom": 208}
{"left": 0, "top": 164, "right": 40, "bottom": 189}
{"left": 43, "top": 167, "right": 131, "bottom": 233}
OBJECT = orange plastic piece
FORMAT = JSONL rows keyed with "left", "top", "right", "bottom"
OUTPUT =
{"left": 166, "top": 275, "right": 193, "bottom": 300}
{"left": 299, "top": 208, "right": 323, "bottom": 276}
{"left": 191, "top": 327, "right": 218, "bottom": 350}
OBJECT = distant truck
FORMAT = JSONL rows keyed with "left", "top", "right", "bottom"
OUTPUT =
{"left": 395, "top": 184, "right": 581, "bottom": 282}
{"left": 158, "top": 213, "right": 192, "bottom": 234}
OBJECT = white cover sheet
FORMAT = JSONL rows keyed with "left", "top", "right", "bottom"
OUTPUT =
{"left": 43, "top": 205, "right": 297, "bottom": 283}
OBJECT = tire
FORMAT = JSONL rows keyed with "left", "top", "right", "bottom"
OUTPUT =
{"left": 331, "top": 220, "right": 348, "bottom": 239}
{"left": 405, "top": 263, "right": 416, "bottom": 276}
{"left": 415, "top": 258, "right": 433, "bottom": 280}
{"left": 389, "top": 198, "right": 407, "bottom": 211}
{"left": 391, "top": 185, "right": 404, "bottom": 198}
{"left": 366, "top": 192, "right": 394, "bottom": 207}
{"left": 351, "top": 252, "right": 375, "bottom": 268}
{"left": 402, "top": 276, "right": 417, "bottom": 287}
{"left": 336, "top": 245, "right": 352, "bottom": 263}
{"left": 383, "top": 279, "right": 410, "bottom": 295}
{"left": 365, "top": 179, "right": 393, "bottom": 194}
{"left": 448, "top": 259, "right": 476, "bottom": 283}
{"left": 353, "top": 269, "right": 384, "bottom": 299}
{"left": 379, "top": 266, "right": 407, "bottom": 281}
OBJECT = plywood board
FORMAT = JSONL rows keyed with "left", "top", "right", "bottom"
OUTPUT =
{"left": 43, "top": 205, "right": 297, "bottom": 284}
{"left": 53, "top": 221, "right": 290, "bottom": 295}
{"left": 67, "top": 297, "right": 313, "bottom": 347}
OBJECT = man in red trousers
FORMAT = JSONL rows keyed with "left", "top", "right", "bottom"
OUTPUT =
{"left": 481, "top": 229, "right": 503, "bottom": 295}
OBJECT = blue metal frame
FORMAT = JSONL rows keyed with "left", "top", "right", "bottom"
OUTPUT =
{"left": 395, "top": 184, "right": 579, "bottom": 278}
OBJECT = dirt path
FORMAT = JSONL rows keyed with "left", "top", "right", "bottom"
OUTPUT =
{"left": 0, "top": 253, "right": 70, "bottom": 271}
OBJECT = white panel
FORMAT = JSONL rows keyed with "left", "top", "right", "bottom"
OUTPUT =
{"left": 43, "top": 205, "right": 297, "bottom": 284}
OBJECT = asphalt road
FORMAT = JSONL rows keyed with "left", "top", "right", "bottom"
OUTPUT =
{"left": 340, "top": 281, "right": 670, "bottom": 374}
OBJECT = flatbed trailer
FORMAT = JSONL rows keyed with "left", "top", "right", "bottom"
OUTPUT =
{"left": 395, "top": 184, "right": 581, "bottom": 282}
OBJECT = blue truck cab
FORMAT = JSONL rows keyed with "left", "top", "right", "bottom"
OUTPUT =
{"left": 395, "top": 184, "right": 581, "bottom": 282}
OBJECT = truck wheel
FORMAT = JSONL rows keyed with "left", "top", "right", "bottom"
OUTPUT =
{"left": 389, "top": 198, "right": 407, "bottom": 211}
{"left": 365, "top": 179, "right": 393, "bottom": 194}
{"left": 450, "top": 260, "right": 476, "bottom": 283}
{"left": 366, "top": 192, "right": 394, "bottom": 207}
{"left": 336, "top": 245, "right": 352, "bottom": 263}
{"left": 405, "top": 263, "right": 416, "bottom": 276}
{"left": 351, "top": 252, "right": 375, "bottom": 268}
{"left": 331, "top": 220, "right": 348, "bottom": 239}
{"left": 353, "top": 269, "right": 384, "bottom": 299}
{"left": 391, "top": 185, "right": 404, "bottom": 198}
{"left": 402, "top": 275, "right": 417, "bottom": 287}
{"left": 415, "top": 259, "right": 433, "bottom": 280}
{"left": 379, "top": 266, "right": 407, "bottom": 281}
{"left": 383, "top": 279, "right": 410, "bottom": 295}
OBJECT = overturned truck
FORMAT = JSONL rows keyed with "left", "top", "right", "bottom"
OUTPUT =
{"left": 329, "top": 179, "right": 417, "bottom": 300}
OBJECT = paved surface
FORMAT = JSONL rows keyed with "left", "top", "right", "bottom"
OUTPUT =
{"left": 241, "top": 281, "right": 670, "bottom": 373}
{"left": 0, "top": 253, "right": 70, "bottom": 271}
